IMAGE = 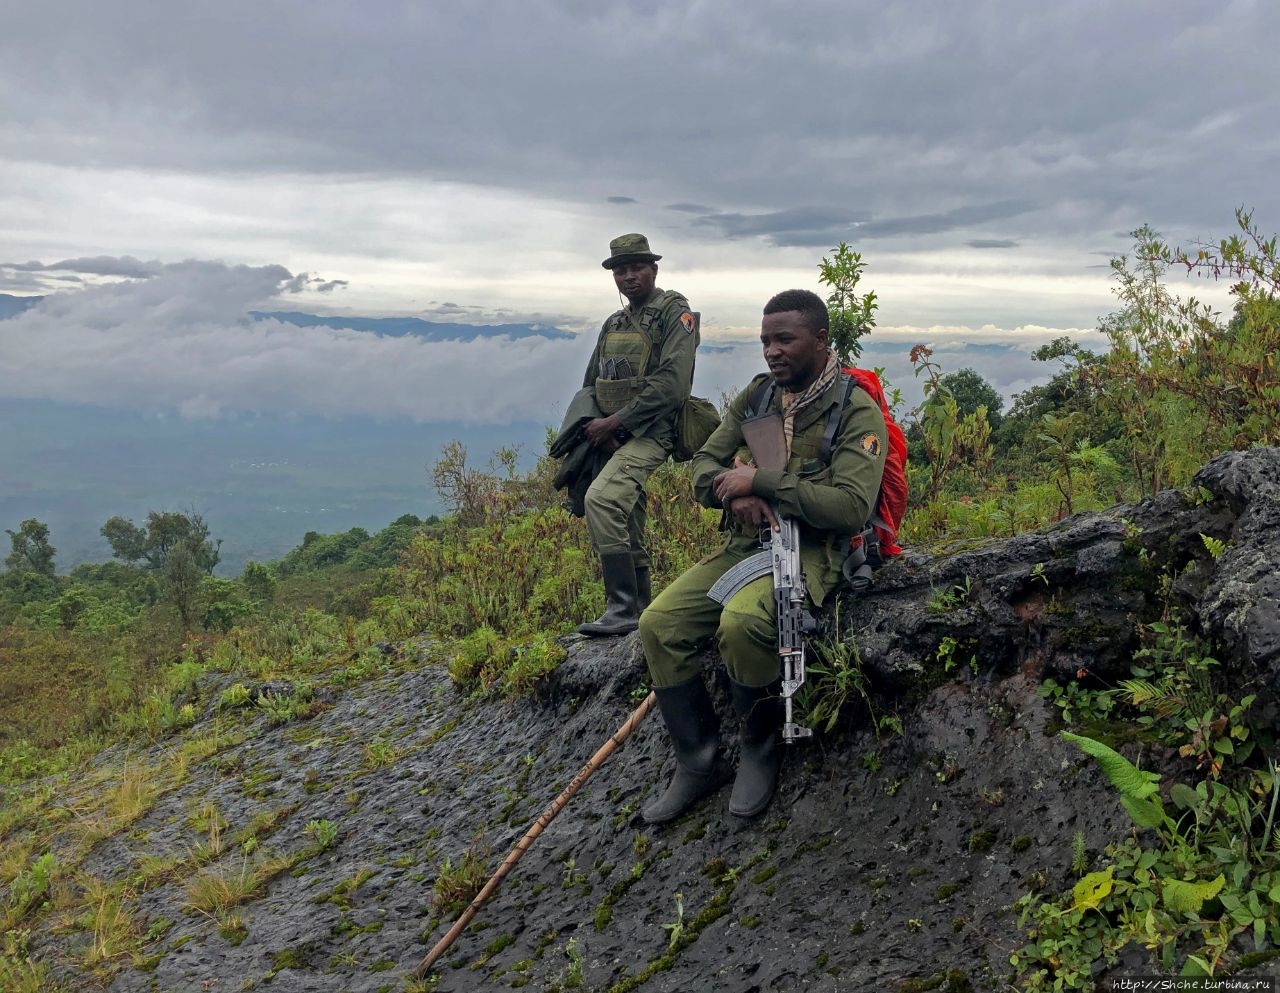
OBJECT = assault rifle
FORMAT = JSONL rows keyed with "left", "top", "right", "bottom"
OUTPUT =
{"left": 706, "top": 408, "right": 816, "bottom": 743}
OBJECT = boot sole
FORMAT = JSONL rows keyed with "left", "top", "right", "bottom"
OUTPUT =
{"left": 728, "top": 792, "right": 776, "bottom": 818}
{"left": 577, "top": 622, "right": 639, "bottom": 636}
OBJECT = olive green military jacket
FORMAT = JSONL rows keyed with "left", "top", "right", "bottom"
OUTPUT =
{"left": 691, "top": 371, "right": 888, "bottom": 606}
{"left": 581, "top": 287, "right": 698, "bottom": 446}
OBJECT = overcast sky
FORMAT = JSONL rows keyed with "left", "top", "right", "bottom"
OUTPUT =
{"left": 2, "top": 1, "right": 1276, "bottom": 423}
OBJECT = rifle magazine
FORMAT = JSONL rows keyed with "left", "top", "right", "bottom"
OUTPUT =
{"left": 707, "top": 550, "right": 772, "bottom": 604}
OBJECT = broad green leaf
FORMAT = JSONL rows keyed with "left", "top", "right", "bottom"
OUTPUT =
{"left": 1181, "top": 955, "right": 1212, "bottom": 977}
{"left": 1233, "top": 859, "right": 1249, "bottom": 889}
{"left": 1122, "top": 793, "right": 1168, "bottom": 830}
{"left": 1170, "top": 783, "right": 1200, "bottom": 810}
{"left": 1161, "top": 875, "right": 1224, "bottom": 915}
{"left": 1073, "top": 868, "right": 1114, "bottom": 911}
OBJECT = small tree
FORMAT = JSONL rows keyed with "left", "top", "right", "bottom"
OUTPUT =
{"left": 909, "top": 346, "right": 960, "bottom": 501}
{"left": 101, "top": 510, "right": 221, "bottom": 573}
{"left": 241, "top": 561, "right": 277, "bottom": 603}
{"left": 4, "top": 519, "right": 56, "bottom": 576}
{"left": 939, "top": 368, "right": 1004, "bottom": 428}
{"left": 1092, "top": 210, "right": 1280, "bottom": 494}
{"left": 993, "top": 338, "right": 1113, "bottom": 464}
{"left": 817, "top": 242, "right": 878, "bottom": 365}
{"left": 165, "top": 542, "right": 203, "bottom": 631}
{"left": 908, "top": 347, "right": 997, "bottom": 502}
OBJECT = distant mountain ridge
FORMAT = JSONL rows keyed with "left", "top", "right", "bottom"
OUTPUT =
{"left": 0, "top": 293, "right": 41, "bottom": 318}
{"left": 252, "top": 310, "right": 573, "bottom": 340}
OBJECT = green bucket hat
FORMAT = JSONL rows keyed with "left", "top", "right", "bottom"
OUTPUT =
{"left": 601, "top": 233, "right": 663, "bottom": 269}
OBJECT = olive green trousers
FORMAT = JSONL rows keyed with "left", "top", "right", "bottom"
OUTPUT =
{"left": 639, "top": 535, "right": 781, "bottom": 690}
{"left": 584, "top": 437, "right": 668, "bottom": 569}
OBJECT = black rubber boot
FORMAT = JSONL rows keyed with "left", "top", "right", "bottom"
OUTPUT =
{"left": 578, "top": 552, "right": 642, "bottom": 636}
{"left": 728, "top": 679, "right": 783, "bottom": 818}
{"left": 642, "top": 678, "right": 724, "bottom": 825}
{"left": 635, "top": 563, "right": 652, "bottom": 611}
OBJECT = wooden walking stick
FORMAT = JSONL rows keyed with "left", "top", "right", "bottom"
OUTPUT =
{"left": 413, "top": 690, "right": 658, "bottom": 979}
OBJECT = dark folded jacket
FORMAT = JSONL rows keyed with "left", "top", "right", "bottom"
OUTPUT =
{"left": 551, "top": 387, "right": 611, "bottom": 517}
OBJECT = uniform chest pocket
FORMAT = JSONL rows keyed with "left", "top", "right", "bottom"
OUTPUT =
{"left": 798, "top": 458, "right": 830, "bottom": 483}
{"left": 790, "top": 433, "right": 822, "bottom": 460}
{"left": 786, "top": 454, "right": 829, "bottom": 481}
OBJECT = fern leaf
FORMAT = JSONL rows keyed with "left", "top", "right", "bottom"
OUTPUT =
{"left": 1118, "top": 678, "right": 1184, "bottom": 717}
{"left": 1119, "top": 678, "right": 1161, "bottom": 706}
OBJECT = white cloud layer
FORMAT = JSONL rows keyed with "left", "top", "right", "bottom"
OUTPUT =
{"left": 1, "top": 263, "right": 601, "bottom": 425}
{"left": 1, "top": 261, "right": 1117, "bottom": 425}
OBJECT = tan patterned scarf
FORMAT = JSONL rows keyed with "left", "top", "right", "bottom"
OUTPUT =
{"left": 781, "top": 352, "right": 839, "bottom": 457}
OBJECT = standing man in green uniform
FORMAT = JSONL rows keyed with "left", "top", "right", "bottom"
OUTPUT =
{"left": 638, "top": 288, "right": 887, "bottom": 822}
{"left": 576, "top": 233, "right": 700, "bottom": 636}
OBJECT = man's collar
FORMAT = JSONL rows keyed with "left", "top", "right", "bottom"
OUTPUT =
{"left": 816, "top": 370, "right": 845, "bottom": 405}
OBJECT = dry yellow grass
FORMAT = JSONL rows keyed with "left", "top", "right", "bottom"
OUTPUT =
{"left": 79, "top": 876, "right": 143, "bottom": 968}
{"left": 182, "top": 850, "right": 294, "bottom": 917}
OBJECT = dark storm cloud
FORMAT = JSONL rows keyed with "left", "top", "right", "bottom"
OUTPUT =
{"left": 50, "top": 256, "right": 166, "bottom": 278}
{"left": 693, "top": 207, "right": 871, "bottom": 246}
{"left": 690, "top": 201, "right": 1032, "bottom": 247}
{"left": 850, "top": 201, "right": 1036, "bottom": 240}
{"left": 0, "top": 272, "right": 52, "bottom": 293}
{"left": 287, "top": 275, "right": 349, "bottom": 293}
{"left": 1, "top": 1, "right": 1278, "bottom": 261}
{"left": 967, "top": 239, "right": 1019, "bottom": 249}
{"left": 3, "top": 256, "right": 164, "bottom": 278}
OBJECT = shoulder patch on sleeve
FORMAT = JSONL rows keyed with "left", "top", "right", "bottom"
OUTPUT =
{"left": 859, "top": 432, "right": 882, "bottom": 457}
{"left": 679, "top": 312, "right": 698, "bottom": 335}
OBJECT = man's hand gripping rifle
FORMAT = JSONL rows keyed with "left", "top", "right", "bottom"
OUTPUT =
{"left": 706, "top": 409, "right": 816, "bottom": 743}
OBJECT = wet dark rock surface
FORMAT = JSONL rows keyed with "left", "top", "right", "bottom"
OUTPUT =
{"left": 844, "top": 448, "right": 1276, "bottom": 695}
{"left": 26, "top": 448, "right": 1280, "bottom": 991}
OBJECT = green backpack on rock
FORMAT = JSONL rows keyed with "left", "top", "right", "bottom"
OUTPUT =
{"left": 673, "top": 395, "right": 721, "bottom": 462}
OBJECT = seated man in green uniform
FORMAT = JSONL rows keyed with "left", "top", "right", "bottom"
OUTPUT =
{"left": 575, "top": 234, "right": 700, "bottom": 636}
{"left": 638, "top": 288, "right": 887, "bottom": 822}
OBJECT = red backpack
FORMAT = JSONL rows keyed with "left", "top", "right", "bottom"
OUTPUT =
{"left": 748, "top": 367, "right": 908, "bottom": 585}
{"left": 841, "top": 367, "right": 907, "bottom": 558}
